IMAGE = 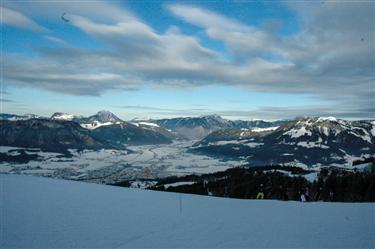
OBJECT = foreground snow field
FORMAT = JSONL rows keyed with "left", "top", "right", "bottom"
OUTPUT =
{"left": 1, "top": 174, "right": 374, "bottom": 248}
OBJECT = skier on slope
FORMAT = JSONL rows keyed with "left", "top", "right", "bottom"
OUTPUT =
{"left": 300, "top": 190, "right": 306, "bottom": 202}
{"left": 256, "top": 184, "right": 265, "bottom": 199}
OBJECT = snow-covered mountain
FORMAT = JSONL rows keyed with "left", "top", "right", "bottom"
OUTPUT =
{"left": 0, "top": 113, "right": 43, "bottom": 121}
{"left": 50, "top": 110, "right": 122, "bottom": 128}
{"left": 231, "top": 119, "right": 287, "bottom": 129}
{"left": 91, "top": 121, "right": 173, "bottom": 146}
{"left": 50, "top": 111, "right": 175, "bottom": 144}
{"left": 196, "top": 126, "right": 279, "bottom": 146}
{"left": 0, "top": 118, "right": 122, "bottom": 152}
{"left": 78, "top": 110, "right": 123, "bottom": 129}
{"left": 0, "top": 111, "right": 176, "bottom": 150}
{"left": 2, "top": 112, "right": 374, "bottom": 166}
{"left": 50, "top": 112, "right": 81, "bottom": 121}
{"left": 2, "top": 174, "right": 373, "bottom": 248}
{"left": 1, "top": 112, "right": 287, "bottom": 140}
{"left": 150, "top": 115, "right": 231, "bottom": 140}
{"left": 76, "top": 111, "right": 174, "bottom": 145}
{"left": 132, "top": 121, "right": 178, "bottom": 140}
{"left": 192, "top": 117, "right": 375, "bottom": 167}
{"left": 149, "top": 115, "right": 286, "bottom": 140}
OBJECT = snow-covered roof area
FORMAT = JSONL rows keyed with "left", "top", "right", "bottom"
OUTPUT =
{"left": 2, "top": 174, "right": 374, "bottom": 248}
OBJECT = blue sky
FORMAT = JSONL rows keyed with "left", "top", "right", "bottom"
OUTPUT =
{"left": 1, "top": 1, "right": 374, "bottom": 120}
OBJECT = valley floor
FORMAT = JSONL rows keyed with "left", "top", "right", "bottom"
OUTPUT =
{"left": 0, "top": 142, "right": 245, "bottom": 183}
{"left": 1, "top": 174, "right": 374, "bottom": 248}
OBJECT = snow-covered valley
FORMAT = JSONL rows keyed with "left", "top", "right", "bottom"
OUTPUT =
{"left": 1, "top": 114, "right": 374, "bottom": 187}
{"left": 0, "top": 141, "right": 245, "bottom": 184}
{"left": 1, "top": 174, "right": 374, "bottom": 248}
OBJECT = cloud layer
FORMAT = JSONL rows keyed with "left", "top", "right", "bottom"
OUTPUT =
{"left": 1, "top": 6, "right": 47, "bottom": 32}
{"left": 2, "top": 1, "right": 374, "bottom": 119}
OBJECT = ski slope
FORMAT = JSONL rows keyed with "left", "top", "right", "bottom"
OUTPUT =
{"left": 1, "top": 174, "right": 374, "bottom": 248}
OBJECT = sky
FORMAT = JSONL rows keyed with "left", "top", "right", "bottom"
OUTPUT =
{"left": 1, "top": 0, "right": 374, "bottom": 121}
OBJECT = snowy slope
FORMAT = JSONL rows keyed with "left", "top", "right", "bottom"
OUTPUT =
{"left": 50, "top": 112, "right": 77, "bottom": 121}
{"left": 1, "top": 174, "right": 374, "bottom": 248}
{"left": 193, "top": 117, "right": 375, "bottom": 167}
{"left": 78, "top": 110, "right": 123, "bottom": 129}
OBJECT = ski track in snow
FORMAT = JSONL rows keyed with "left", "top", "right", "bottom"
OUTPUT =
{"left": 1, "top": 174, "right": 374, "bottom": 248}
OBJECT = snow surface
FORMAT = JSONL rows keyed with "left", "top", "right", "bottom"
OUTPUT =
{"left": 320, "top": 126, "right": 329, "bottom": 136}
{"left": 245, "top": 142, "right": 264, "bottom": 147}
{"left": 164, "top": 181, "right": 196, "bottom": 188}
{"left": 80, "top": 121, "right": 121, "bottom": 129}
{"left": 0, "top": 142, "right": 245, "bottom": 183}
{"left": 208, "top": 139, "right": 264, "bottom": 148}
{"left": 138, "top": 121, "right": 159, "bottom": 127}
{"left": 317, "top": 116, "right": 338, "bottom": 122}
{"left": 214, "top": 140, "right": 242, "bottom": 145}
{"left": 297, "top": 141, "right": 330, "bottom": 149}
{"left": 262, "top": 169, "right": 320, "bottom": 182}
{"left": 51, "top": 113, "right": 75, "bottom": 121}
{"left": 371, "top": 122, "right": 375, "bottom": 136}
{"left": 303, "top": 171, "right": 319, "bottom": 182}
{"left": 1, "top": 174, "right": 374, "bottom": 248}
{"left": 352, "top": 162, "right": 374, "bottom": 172}
{"left": 284, "top": 126, "right": 312, "bottom": 138}
{"left": 251, "top": 126, "right": 279, "bottom": 132}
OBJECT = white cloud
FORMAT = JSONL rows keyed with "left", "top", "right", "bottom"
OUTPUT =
{"left": 166, "top": 4, "right": 250, "bottom": 32}
{"left": 1, "top": 6, "right": 47, "bottom": 32}
{"left": 2, "top": 1, "right": 374, "bottom": 119}
{"left": 44, "top": 35, "right": 66, "bottom": 45}
{"left": 167, "top": 4, "right": 285, "bottom": 61}
{"left": 3, "top": 0, "right": 135, "bottom": 23}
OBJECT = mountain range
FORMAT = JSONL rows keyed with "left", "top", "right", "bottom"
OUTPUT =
{"left": 0, "top": 111, "right": 286, "bottom": 143}
{"left": 192, "top": 117, "right": 375, "bottom": 166}
{"left": 0, "top": 111, "right": 174, "bottom": 152}
{"left": 0, "top": 118, "right": 118, "bottom": 152}
{"left": 1, "top": 111, "right": 374, "bottom": 166}
{"left": 141, "top": 114, "right": 286, "bottom": 140}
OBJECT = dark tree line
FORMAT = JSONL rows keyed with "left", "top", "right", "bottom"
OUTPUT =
{"left": 149, "top": 166, "right": 375, "bottom": 202}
